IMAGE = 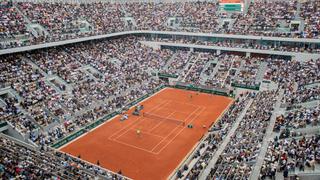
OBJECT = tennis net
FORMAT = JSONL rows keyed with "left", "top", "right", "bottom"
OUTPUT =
{"left": 143, "top": 112, "right": 185, "bottom": 126}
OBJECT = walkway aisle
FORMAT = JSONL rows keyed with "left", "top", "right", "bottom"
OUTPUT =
{"left": 249, "top": 89, "right": 285, "bottom": 180}
{"left": 199, "top": 98, "right": 254, "bottom": 180}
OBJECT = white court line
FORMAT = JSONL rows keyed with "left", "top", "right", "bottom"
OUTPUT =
{"left": 147, "top": 111, "right": 176, "bottom": 133}
{"left": 172, "top": 100, "right": 198, "bottom": 107}
{"left": 113, "top": 102, "right": 203, "bottom": 155}
{"left": 167, "top": 98, "right": 235, "bottom": 179}
{"left": 112, "top": 139, "right": 157, "bottom": 154}
{"left": 146, "top": 101, "right": 204, "bottom": 134}
{"left": 109, "top": 100, "right": 171, "bottom": 140}
{"left": 185, "top": 102, "right": 206, "bottom": 109}
{"left": 58, "top": 87, "right": 168, "bottom": 150}
{"left": 150, "top": 106, "right": 201, "bottom": 153}
{"left": 159, "top": 106, "right": 202, "bottom": 115}
{"left": 112, "top": 128, "right": 171, "bottom": 155}
{"left": 154, "top": 106, "right": 206, "bottom": 155}
{"left": 127, "top": 129, "right": 166, "bottom": 139}
{"left": 110, "top": 100, "right": 172, "bottom": 140}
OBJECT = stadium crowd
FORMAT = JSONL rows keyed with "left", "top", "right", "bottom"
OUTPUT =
{"left": 0, "top": 0, "right": 29, "bottom": 40}
{"left": 274, "top": 106, "right": 319, "bottom": 139}
{"left": 1, "top": 0, "right": 320, "bottom": 49}
{"left": 184, "top": 52, "right": 212, "bottom": 85}
{"left": 283, "top": 86, "right": 320, "bottom": 105}
{"left": 0, "top": 136, "right": 124, "bottom": 179}
{"left": 174, "top": 1, "right": 220, "bottom": 33}
{"left": 260, "top": 135, "right": 320, "bottom": 179}
{"left": 144, "top": 37, "right": 320, "bottom": 54}
{"left": 161, "top": 50, "right": 190, "bottom": 76}
{"left": 264, "top": 58, "right": 320, "bottom": 90}
{"left": 1, "top": 30, "right": 320, "bottom": 178}
{"left": 205, "top": 54, "right": 235, "bottom": 89}
{"left": 207, "top": 90, "right": 278, "bottom": 179}
{"left": 0, "top": 0, "right": 320, "bottom": 178}
{"left": 0, "top": 36, "right": 176, "bottom": 147}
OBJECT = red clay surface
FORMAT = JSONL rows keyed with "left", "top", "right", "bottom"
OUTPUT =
{"left": 60, "top": 88, "right": 233, "bottom": 180}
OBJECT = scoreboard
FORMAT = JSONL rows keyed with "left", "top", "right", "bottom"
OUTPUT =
{"left": 219, "top": 0, "right": 242, "bottom": 2}
{"left": 219, "top": 0, "right": 244, "bottom": 12}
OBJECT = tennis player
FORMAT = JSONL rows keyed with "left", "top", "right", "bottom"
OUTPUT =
{"left": 136, "top": 129, "right": 141, "bottom": 137}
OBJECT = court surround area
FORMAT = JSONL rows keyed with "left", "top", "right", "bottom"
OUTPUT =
{"left": 60, "top": 88, "right": 233, "bottom": 180}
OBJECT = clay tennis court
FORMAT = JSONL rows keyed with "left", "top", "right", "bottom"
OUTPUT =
{"left": 60, "top": 88, "right": 233, "bottom": 180}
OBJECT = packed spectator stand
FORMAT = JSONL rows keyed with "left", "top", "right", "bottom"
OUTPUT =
{"left": 1, "top": 34, "right": 320, "bottom": 179}
{"left": 182, "top": 93, "right": 251, "bottom": 179}
{"left": 1, "top": 0, "right": 320, "bottom": 179}
{"left": 0, "top": 135, "right": 125, "bottom": 179}
{"left": 207, "top": 90, "right": 278, "bottom": 179}
{"left": 0, "top": 0, "right": 320, "bottom": 49}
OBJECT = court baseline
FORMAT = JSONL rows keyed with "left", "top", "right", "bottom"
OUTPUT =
{"left": 154, "top": 107, "right": 206, "bottom": 154}
{"left": 150, "top": 106, "right": 202, "bottom": 154}
{"left": 108, "top": 99, "right": 171, "bottom": 140}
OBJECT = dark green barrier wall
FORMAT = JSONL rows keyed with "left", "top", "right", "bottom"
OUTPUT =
{"left": 51, "top": 111, "right": 121, "bottom": 148}
{"left": 174, "top": 84, "right": 230, "bottom": 97}
{"left": 231, "top": 83, "right": 260, "bottom": 91}
{"left": 0, "top": 121, "right": 8, "bottom": 128}
{"left": 222, "top": 4, "right": 242, "bottom": 11}
{"left": 52, "top": 129, "right": 85, "bottom": 149}
{"left": 158, "top": 73, "right": 178, "bottom": 79}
